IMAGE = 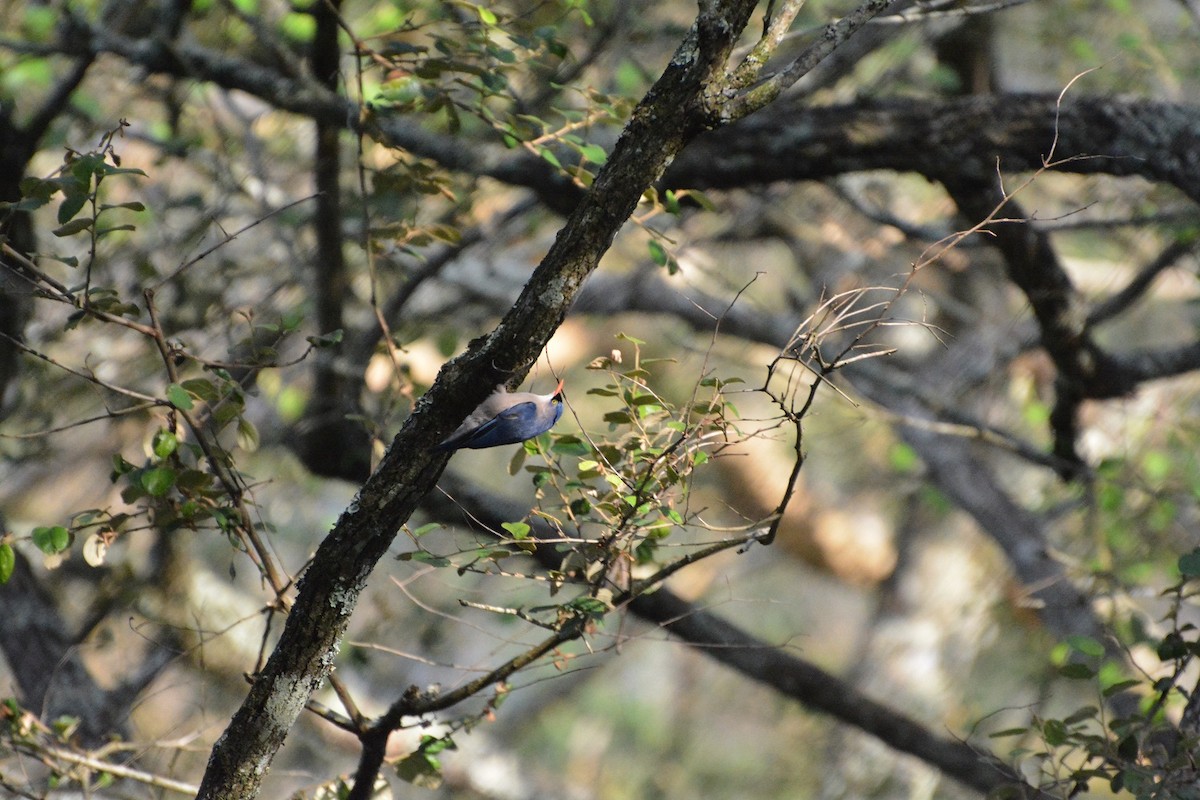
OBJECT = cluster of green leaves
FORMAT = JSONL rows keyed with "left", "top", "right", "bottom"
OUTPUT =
{"left": 368, "top": 3, "right": 569, "bottom": 118}
{"left": 391, "top": 338, "right": 748, "bottom": 789}
{"left": 403, "top": 334, "right": 743, "bottom": 611}
{"left": 4, "top": 124, "right": 146, "bottom": 271}
{"left": 1088, "top": 442, "right": 1200, "bottom": 582}
{"left": 365, "top": 2, "right": 628, "bottom": 187}
{"left": 2, "top": 372, "right": 260, "bottom": 583}
{"left": 542, "top": 335, "right": 740, "bottom": 573}
{"left": 0, "top": 132, "right": 314, "bottom": 583}
{"left": 989, "top": 548, "right": 1200, "bottom": 799}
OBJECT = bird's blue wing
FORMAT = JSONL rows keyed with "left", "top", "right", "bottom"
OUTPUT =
{"left": 435, "top": 404, "right": 532, "bottom": 452}
{"left": 458, "top": 402, "right": 539, "bottom": 449}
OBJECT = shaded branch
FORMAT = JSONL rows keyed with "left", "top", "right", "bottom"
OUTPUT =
{"left": 1089, "top": 236, "right": 1200, "bottom": 325}
{"left": 665, "top": 95, "right": 1200, "bottom": 204}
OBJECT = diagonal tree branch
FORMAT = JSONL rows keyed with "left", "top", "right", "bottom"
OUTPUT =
{"left": 195, "top": 3, "right": 773, "bottom": 796}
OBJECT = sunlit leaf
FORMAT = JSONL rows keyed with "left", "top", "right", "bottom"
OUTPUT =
{"left": 501, "top": 521, "right": 530, "bottom": 540}
{"left": 0, "top": 544, "right": 14, "bottom": 584}
{"left": 167, "top": 383, "right": 194, "bottom": 410}
{"left": 1065, "top": 635, "right": 1104, "bottom": 658}
{"left": 280, "top": 12, "right": 316, "bottom": 42}
{"left": 152, "top": 430, "right": 178, "bottom": 460}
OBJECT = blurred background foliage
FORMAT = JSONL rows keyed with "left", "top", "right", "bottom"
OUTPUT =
{"left": 2, "top": 0, "right": 1200, "bottom": 798}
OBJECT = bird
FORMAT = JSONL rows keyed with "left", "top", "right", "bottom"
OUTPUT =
{"left": 433, "top": 379, "right": 564, "bottom": 453}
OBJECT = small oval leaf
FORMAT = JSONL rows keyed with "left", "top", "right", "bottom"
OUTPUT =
{"left": 0, "top": 543, "right": 14, "bottom": 583}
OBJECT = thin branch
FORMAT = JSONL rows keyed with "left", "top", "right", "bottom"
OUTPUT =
{"left": 1088, "top": 237, "right": 1199, "bottom": 325}
{"left": 19, "top": 742, "right": 199, "bottom": 796}
{"left": 150, "top": 194, "right": 319, "bottom": 290}
{"left": 0, "top": 331, "right": 160, "bottom": 404}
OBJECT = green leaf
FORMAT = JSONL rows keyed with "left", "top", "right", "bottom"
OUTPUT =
{"left": 99, "top": 201, "right": 146, "bottom": 212}
{"left": 399, "top": 551, "right": 451, "bottom": 567}
{"left": 888, "top": 442, "right": 919, "bottom": 473}
{"left": 1066, "top": 635, "right": 1105, "bottom": 658}
{"left": 988, "top": 727, "right": 1031, "bottom": 738}
{"left": 306, "top": 329, "right": 343, "bottom": 348}
{"left": 1157, "top": 632, "right": 1187, "bottom": 660}
{"left": 1179, "top": 549, "right": 1200, "bottom": 577}
{"left": 538, "top": 148, "right": 562, "bottom": 169}
{"left": 96, "top": 224, "right": 137, "bottom": 238}
{"left": 579, "top": 143, "right": 607, "bottom": 164}
{"left": 51, "top": 218, "right": 93, "bottom": 237}
{"left": 181, "top": 378, "right": 219, "bottom": 403}
{"left": 421, "top": 735, "right": 457, "bottom": 756}
{"left": 1102, "top": 679, "right": 1142, "bottom": 697}
{"left": 501, "top": 521, "right": 530, "bottom": 540}
{"left": 679, "top": 188, "right": 717, "bottom": 211}
{"left": 236, "top": 418, "right": 260, "bottom": 452}
{"left": 1057, "top": 662, "right": 1095, "bottom": 680}
{"left": 167, "top": 383, "right": 194, "bottom": 410}
{"left": 567, "top": 596, "right": 610, "bottom": 617}
{"left": 280, "top": 12, "right": 316, "bottom": 42}
{"left": 1042, "top": 718, "right": 1068, "bottom": 746}
{"left": 1117, "top": 734, "right": 1139, "bottom": 761}
{"left": 550, "top": 436, "right": 590, "bottom": 456}
{"left": 1062, "top": 705, "right": 1098, "bottom": 725}
{"left": 22, "top": 6, "right": 57, "bottom": 40}
{"left": 648, "top": 239, "right": 668, "bottom": 267}
{"left": 141, "top": 467, "right": 176, "bottom": 497}
{"left": 152, "top": 430, "right": 178, "bottom": 460}
{"left": 57, "top": 192, "right": 88, "bottom": 225}
{"left": 508, "top": 446, "right": 527, "bottom": 476}
{"left": 395, "top": 747, "right": 443, "bottom": 789}
{"left": 530, "top": 468, "right": 552, "bottom": 489}
{"left": 32, "top": 525, "right": 71, "bottom": 555}
{"left": 410, "top": 523, "right": 442, "bottom": 538}
{"left": 630, "top": 394, "right": 663, "bottom": 406}
{"left": 0, "top": 543, "right": 14, "bottom": 583}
